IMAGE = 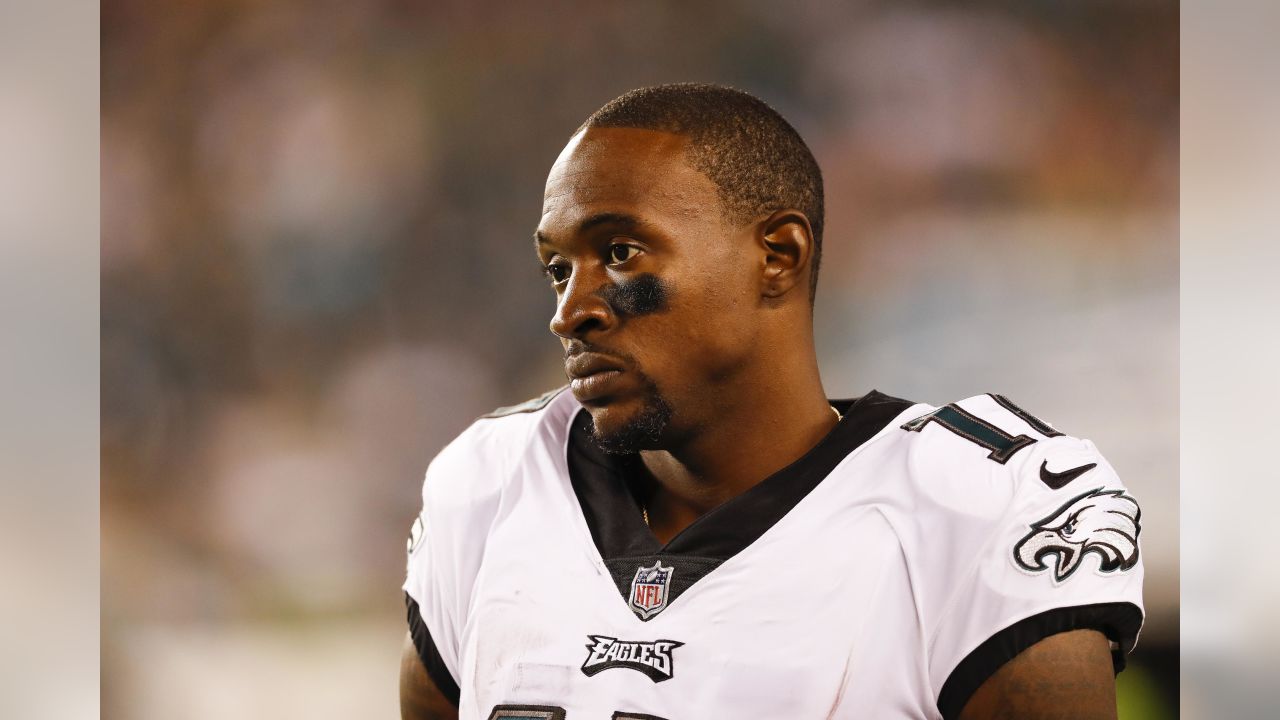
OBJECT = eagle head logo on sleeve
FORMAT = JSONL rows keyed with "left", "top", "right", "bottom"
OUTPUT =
{"left": 1013, "top": 487, "right": 1141, "bottom": 582}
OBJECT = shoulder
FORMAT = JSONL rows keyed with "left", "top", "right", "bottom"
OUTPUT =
{"left": 893, "top": 392, "right": 1118, "bottom": 517}
{"left": 886, "top": 392, "right": 1142, "bottom": 592}
{"left": 888, "top": 390, "right": 1143, "bottom": 610}
{"left": 420, "top": 385, "right": 579, "bottom": 512}
{"left": 895, "top": 396, "right": 1145, "bottom": 719}
{"left": 404, "top": 388, "right": 581, "bottom": 680}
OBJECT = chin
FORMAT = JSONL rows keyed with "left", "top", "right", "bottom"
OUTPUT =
{"left": 586, "top": 393, "right": 673, "bottom": 455}
{"left": 585, "top": 401, "right": 641, "bottom": 436}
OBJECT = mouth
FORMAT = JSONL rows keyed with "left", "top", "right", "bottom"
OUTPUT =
{"left": 565, "top": 352, "right": 626, "bottom": 403}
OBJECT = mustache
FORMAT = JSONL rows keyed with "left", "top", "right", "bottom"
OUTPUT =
{"left": 564, "top": 340, "right": 636, "bottom": 366}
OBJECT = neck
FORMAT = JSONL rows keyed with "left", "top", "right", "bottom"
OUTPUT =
{"left": 638, "top": 348, "right": 835, "bottom": 543}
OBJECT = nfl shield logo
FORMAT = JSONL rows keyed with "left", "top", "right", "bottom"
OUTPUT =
{"left": 629, "top": 560, "right": 674, "bottom": 620}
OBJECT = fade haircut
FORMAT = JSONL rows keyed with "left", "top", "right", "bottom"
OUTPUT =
{"left": 581, "top": 83, "right": 826, "bottom": 303}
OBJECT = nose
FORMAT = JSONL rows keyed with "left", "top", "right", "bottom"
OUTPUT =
{"left": 550, "top": 273, "right": 614, "bottom": 340}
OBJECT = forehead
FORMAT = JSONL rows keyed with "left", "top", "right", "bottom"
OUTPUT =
{"left": 539, "top": 127, "right": 720, "bottom": 234}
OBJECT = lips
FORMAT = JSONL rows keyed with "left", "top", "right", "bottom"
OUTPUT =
{"left": 565, "top": 352, "right": 626, "bottom": 402}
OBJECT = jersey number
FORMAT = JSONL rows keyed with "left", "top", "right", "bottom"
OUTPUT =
{"left": 901, "top": 395, "right": 1060, "bottom": 464}
{"left": 489, "top": 706, "right": 667, "bottom": 720}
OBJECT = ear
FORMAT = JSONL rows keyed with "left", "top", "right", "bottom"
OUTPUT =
{"left": 758, "top": 209, "right": 815, "bottom": 299}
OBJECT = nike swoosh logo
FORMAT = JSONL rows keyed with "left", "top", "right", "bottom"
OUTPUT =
{"left": 1039, "top": 460, "right": 1098, "bottom": 490}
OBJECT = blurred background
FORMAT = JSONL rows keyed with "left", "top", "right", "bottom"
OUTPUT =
{"left": 100, "top": 1, "right": 1178, "bottom": 717}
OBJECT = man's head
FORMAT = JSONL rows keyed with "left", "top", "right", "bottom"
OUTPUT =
{"left": 535, "top": 83, "right": 825, "bottom": 453}
{"left": 583, "top": 84, "right": 825, "bottom": 297}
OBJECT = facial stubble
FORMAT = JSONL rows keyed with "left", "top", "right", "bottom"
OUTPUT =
{"left": 587, "top": 372, "right": 674, "bottom": 454}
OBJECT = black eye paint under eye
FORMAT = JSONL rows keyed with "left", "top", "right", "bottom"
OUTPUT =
{"left": 595, "top": 273, "right": 670, "bottom": 317}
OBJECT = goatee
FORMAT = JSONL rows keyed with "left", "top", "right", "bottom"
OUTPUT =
{"left": 588, "top": 380, "right": 674, "bottom": 454}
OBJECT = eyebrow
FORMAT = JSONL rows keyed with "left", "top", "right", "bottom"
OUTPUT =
{"left": 533, "top": 211, "right": 642, "bottom": 248}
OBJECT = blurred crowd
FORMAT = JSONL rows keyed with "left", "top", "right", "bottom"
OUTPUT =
{"left": 101, "top": 1, "right": 1178, "bottom": 717}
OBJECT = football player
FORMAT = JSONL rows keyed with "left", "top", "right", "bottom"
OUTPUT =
{"left": 400, "top": 84, "right": 1143, "bottom": 719}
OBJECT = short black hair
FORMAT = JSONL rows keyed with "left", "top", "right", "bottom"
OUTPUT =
{"left": 581, "top": 83, "right": 825, "bottom": 302}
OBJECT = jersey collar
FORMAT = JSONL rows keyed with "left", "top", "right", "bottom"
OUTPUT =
{"left": 567, "top": 390, "right": 915, "bottom": 562}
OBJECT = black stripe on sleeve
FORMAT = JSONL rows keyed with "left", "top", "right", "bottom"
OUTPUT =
{"left": 936, "top": 601, "right": 1143, "bottom": 720}
{"left": 405, "top": 593, "right": 461, "bottom": 707}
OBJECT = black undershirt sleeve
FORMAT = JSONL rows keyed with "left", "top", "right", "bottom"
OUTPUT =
{"left": 405, "top": 593, "right": 461, "bottom": 708}
{"left": 936, "top": 601, "right": 1144, "bottom": 720}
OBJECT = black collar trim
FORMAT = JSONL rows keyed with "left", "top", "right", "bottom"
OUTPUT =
{"left": 567, "top": 390, "right": 915, "bottom": 619}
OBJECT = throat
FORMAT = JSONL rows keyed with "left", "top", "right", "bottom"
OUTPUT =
{"left": 635, "top": 397, "right": 841, "bottom": 542}
{"left": 633, "top": 452, "right": 724, "bottom": 544}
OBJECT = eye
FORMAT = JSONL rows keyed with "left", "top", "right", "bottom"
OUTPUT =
{"left": 1058, "top": 511, "right": 1082, "bottom": 536}
{"left": 608, "top": 243, "right": 641, "bottom": 265}
{"left": 541, "top": 260, "right": 571, "bottom": 285}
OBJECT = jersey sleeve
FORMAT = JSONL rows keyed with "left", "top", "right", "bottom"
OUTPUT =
{"left": 401, "top": 418, "right": 511, "bottom": 706}
{"left": 922, "top": 401, "right": 1145, "bottom": 720}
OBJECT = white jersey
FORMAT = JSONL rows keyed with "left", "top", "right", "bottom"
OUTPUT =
{"left": 403, "top": 389, "right": 1144, "bottom": 720}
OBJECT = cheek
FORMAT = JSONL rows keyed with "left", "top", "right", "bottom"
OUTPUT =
{"left": 691, "top": 261, "right": 762, "bottom": 341}
{"left": 599, "top": 273, "right": 670, "bottom": 317}
{"left": 627, "top": 241, "right": 761, "bottom": 380}
{"left": 638, "top": 281, "right": 758, "bottom": 383}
